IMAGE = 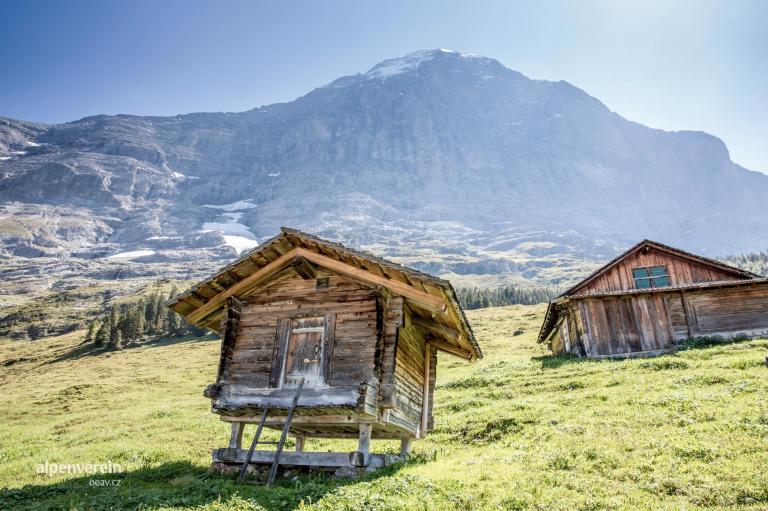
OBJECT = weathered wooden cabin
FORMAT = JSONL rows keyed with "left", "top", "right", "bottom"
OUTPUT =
{"left": 167, "top": 228, "right": 480, "bottom": 474}
{"left": 538, "top": 240, "right": 768, "bottom": 358}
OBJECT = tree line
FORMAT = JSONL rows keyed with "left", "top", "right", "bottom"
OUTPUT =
{"left": 456, "top": 284, "right": 561, "bottom": 310}
{"left": 84, "top": 285, "right": 206, "bottom": 348}
{"left": 719, "top": 250, "right": 768, "bottom": 277}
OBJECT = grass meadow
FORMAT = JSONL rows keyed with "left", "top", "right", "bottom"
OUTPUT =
{"left": 1, "top": 304, "right": 767, "bottom": 510}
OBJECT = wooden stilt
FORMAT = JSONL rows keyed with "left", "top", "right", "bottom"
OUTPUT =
{"left": 399, "top": 438, "right": 412, "bottom": 457}
{"left": 228, "top": 422, "right": 244, "bottom": 449}
{"left": 351, "top": 423, "right": 372, "bottom": 467}
{"left": 295, "top": 436, "right": 305, "bottom": 452}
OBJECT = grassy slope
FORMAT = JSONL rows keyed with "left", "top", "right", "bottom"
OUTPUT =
{"left": 1, "top": 304, "right": 767, "bottom": 510}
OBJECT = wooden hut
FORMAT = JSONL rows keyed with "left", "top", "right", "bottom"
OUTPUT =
{"left": 538, "top": 239, "right": 768, "bottom": 358}
{"left": 167, "top": 228, "right": 480, "bottom": 475}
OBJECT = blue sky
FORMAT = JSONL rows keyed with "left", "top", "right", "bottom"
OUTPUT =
{"left": 1, "top": 0, "right": 766, "bottom": 172}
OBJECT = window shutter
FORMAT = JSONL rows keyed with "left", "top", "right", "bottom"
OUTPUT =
{"left": 269, "top": 318, "right": 291, "bottom": 388}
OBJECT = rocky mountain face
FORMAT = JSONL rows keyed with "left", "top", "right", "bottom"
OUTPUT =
{"left": 1, "top": 49, "right": 766, "bottom": 285}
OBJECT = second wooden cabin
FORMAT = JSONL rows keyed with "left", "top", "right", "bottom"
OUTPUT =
{"left": 538, "top": 239, "right": 768, "bottom": 358}
{"left": 167, "top": 228, "right": 481, "bottom": 472}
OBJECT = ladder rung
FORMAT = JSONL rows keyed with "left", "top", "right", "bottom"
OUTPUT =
{"left": 257, "top": 441, "right": 279, "bottom": 445}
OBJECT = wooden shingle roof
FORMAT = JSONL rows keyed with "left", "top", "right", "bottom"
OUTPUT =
{"left": 167, "top": 227, "right": 481, "bottom": 360}
{"left": 560, "top": 239, "right": 757, "bottom": 298}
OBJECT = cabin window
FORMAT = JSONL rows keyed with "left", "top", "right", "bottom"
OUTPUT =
{"left": 315, "top": 277, "right": 330, "bottom": 289}
{"left": 632, "top": 265, "right": 670, "bottom": 289}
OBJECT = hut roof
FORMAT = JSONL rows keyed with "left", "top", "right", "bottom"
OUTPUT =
{"left": 167, "top": 227, "right": 481, "bottom": 360}
{"left": 560, "top": 239, "right": 757, "bottom": 298}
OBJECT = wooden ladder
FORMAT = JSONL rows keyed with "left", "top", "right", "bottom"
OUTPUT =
{"left": 238, "top": 376, "right": 305, "bottom": 486}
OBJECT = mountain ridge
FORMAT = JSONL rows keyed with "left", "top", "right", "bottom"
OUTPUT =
{"left": 1, "top": 48, "right": 766, "bottom": 285}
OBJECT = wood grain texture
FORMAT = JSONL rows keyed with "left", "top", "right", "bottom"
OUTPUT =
{"left": 187, "top": 248, "right": 299, "bottom": 324}
{"left": 549, "top": 282, "right": 768, "bottom": 357}
{"left": 573, "top": 247, "right": 741, "bottom": 297}
{"left": 229, "top": 271, "right": 377, "bottom": 390}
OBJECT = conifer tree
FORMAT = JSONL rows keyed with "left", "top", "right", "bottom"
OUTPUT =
{"left": 94, "top": 321, "right": 108, "bottom": 347}
{"left": 112, "top": 330, "right": 123, "bottom": 349}
{"left": 165, "top": 286, "right": 182, "bottom": 336}
{"left": 153, "top": 292, "right": 166, "bottom": 333}
{"left": 85, "top": 321, "right": 97, "bottom": 344}
{"left": 144, "top": 294, "right": 157, "bottom": 331}
{"left": 107, "top": 304, "right": 120, "bottom": 344}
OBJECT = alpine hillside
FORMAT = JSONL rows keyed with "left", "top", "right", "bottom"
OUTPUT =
{"left": 1, "top": 49, "right": 766, "bottom": 285}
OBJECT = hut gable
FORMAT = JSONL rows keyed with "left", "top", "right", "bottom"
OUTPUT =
{"left": 168, "top": 227, "right": 480, "bottom": 361}
{"left": 565, "top": 240, "right": 756, "bottom": 297}
{"left": 228, "top": 270, "right": 378, "bottom": 391}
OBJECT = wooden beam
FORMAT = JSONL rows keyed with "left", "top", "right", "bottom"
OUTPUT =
{"left": 352, "top": 423, "right": 373, "bottom": 467}
{"left": 439, "top": 289, "right": 477, "bottom": 360}
{"left": 186, "top": 248, "right": 298, "bottom": 325}
{"left": 426, "top": 337, "right": 472, "bottom": 360}
{"left": 213, "top": 448, "right": 400, "bottom": 469}
{"left": 291, "top": 255, "right": 317, "bottom": 280}
{"left": 399, "top": 438, "right": 412, "bottom": 457}
{"left": 412, "top": 316, "right": 460, "bottom": 342}
{"left": 229, "top": 422, "right": 244, "bottom": 449}
{"left": 220, "top": 414, "right": 377, "bottom": 425}
{"left": 295, "top": 248, "right": 446, "bottom": 313}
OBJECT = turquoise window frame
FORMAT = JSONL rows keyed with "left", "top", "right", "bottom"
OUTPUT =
{"left": 632, "top": 265, "right": 670, "bottom": 289}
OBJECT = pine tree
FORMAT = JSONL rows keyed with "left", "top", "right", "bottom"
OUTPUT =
{"left": 152, "top": 292, "right": 166, "bottom": 334}
{"left": 95, "top": 321, "right": 108, "bottom": 347}
{"left": 166, "top": 308, "right": 182, "bottom": 337}
{"left": 112, "top": 330, "right": 123, "bottom": 349}
{"left": 144, "top": 294, "right": 157, "bottom": 332}
{"left": 107, "top": 304, "right": 120, "bottom": 344}
{"left": 85, "top": 321, "right": 97, "bottom": 344}
{"left": 165, "top": 286, "right": 182, "bottom": 336}
{"left": 120, "top": 303, "right": 141, "bottom": 342}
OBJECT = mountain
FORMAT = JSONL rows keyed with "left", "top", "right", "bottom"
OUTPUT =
{"left": 1, "top": 49, "right": 766, "bottom": 285}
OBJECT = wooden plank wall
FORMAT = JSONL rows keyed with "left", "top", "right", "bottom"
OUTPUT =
{"left": 561, "top": 282, "right": 768, "bottom": 357}
{"left": 426, "top": 346, "right": 437, "bottom": 431}
{"left": 576, "top": 295, "right": 674, "bottom": 356}
{"left": 548, "top": 323, "right": 565, "bottom": 354}
{"left": 680, "top": 285, "right": 768, "bottom": 338}
{"left": 574, "top": 248, "right": 742, "bottom": 296}
{"left": 378, "top": 296, "right": 403, "bottom": 405}
{"left": 388, "top": 312, "right": 427, "bottom": 434}
{"left": 228, "top": 270, "right": 378, "bottom": 389}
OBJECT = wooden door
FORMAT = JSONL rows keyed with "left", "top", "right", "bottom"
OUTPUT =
{"left": 283, "top": 317, "right": 325, "bottom": 388}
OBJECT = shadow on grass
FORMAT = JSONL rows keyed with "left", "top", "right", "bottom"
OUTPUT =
{"left": 534, "top": 336, "right": 766, "bottom": 369}
{"left": 49, "top": 335, "right": 219, "bottom": 364}
{"left": 532, "top": 353, "right": 628, "bottom": 369}
{"left": 673, "top": 335, "right": 755, "bottom": 351}
{"left": 0, "top": 458, "right": 407, "bottom": 511}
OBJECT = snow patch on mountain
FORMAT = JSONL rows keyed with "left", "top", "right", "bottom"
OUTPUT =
{"left": 202, "top": 200, "right": 258, "bottom": 211}
{"left": 171, "top": 171, "right": 199, "bottom": 180}
{"left": 365, "top": 49, "right": 446, "bottom": 80}
{"left": 106, "top": 250, "right": 156, "bottom": 260}
{"left": 222, "top": 235, "right": 260, "bottom": 254}
{"left": 201, "top": 222, "right": 254, "bottom": 238}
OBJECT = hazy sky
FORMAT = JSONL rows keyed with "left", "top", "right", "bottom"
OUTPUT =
{"left": 1, "top": 0, "right": 766, "bottom": 172}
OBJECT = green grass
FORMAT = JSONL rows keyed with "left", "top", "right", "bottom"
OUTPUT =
{"left": 1, "top": 304, "right": 767, "bottom": 510}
